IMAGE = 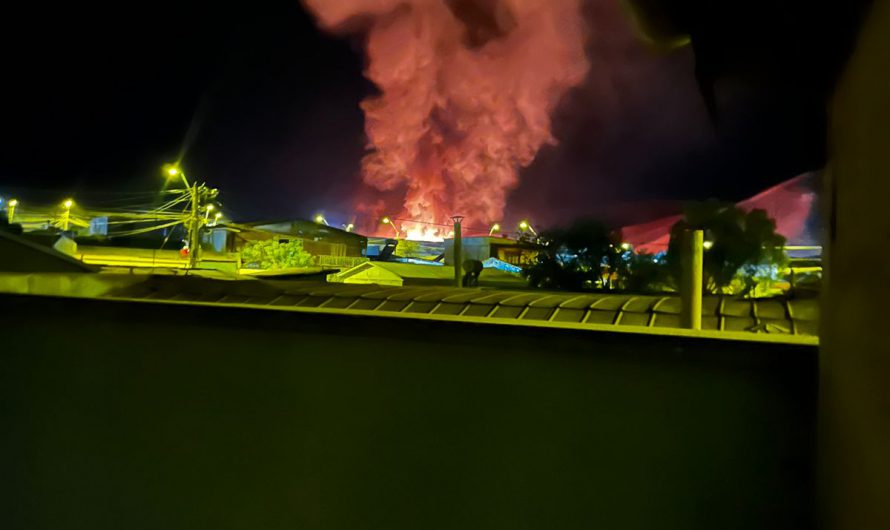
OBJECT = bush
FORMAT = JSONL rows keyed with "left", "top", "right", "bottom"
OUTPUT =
{"left": 241, "top": 239, "right": 314, "bottom": 269}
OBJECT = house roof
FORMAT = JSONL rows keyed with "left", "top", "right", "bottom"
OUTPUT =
{"left": 240, "top": 220, "right": 366, "bottom": 240}
{"left": 0, "top": 273, "right": 819, "bottom": 340}
{"left": 0, "top": 230, "right": 95, "bottom": 273}
{"left": 328, "top": 261, "right": 525, "bottom": 284}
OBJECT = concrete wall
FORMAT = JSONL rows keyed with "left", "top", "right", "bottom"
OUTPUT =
{"left": 822, "top": 2, "right": 890, "bottom": 528}
{"left": 0, "top": 294, "right": 816, "bottom": 530}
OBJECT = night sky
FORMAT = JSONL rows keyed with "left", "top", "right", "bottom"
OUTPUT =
{"left": 0, "top": 0, "right": 867, "bottom": 228}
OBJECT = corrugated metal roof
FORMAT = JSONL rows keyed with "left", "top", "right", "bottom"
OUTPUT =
{"left": 105, "top": 276, "right": 817, "bottom": 336}
{"left": 0, "top": 273, "right": 819, "bottom": 339}
{"left": 327, "top": 261, "right": 526, "bottom": 285}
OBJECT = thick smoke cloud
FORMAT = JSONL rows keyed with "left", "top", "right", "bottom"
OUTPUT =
{"left": 302, "top": 0, "right": 589, "bottom": 238}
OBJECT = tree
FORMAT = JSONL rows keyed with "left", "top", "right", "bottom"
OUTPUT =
{"left": 524, "top": 219, "right": 625, "bottom": 291}
{"left": 240, "top": 239, "right": 314, "bottom": 269}
{"left": 395, "top": 239, "right": 421, "bottom": 257}
{"left": 667, "top": 201, "right": 787, "bottom": 294}
{"left": 624, "top": 252, "right": 673, "bottom": 293}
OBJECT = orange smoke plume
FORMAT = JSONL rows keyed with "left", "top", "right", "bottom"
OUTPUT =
{"left": 302, "top": 0, "right": 589, "bottom": 238}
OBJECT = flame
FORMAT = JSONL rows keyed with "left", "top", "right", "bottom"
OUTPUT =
{"left": 303, "top": 0, "right": 589, "bottom": 230}
{"left": 404, "top": 224, "right": 448, "bottom": 242}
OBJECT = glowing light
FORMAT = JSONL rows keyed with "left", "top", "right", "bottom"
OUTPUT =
{"left": 518, "top": 220, "right": 538, "bottom": 236}
{"left": 206, "top": 204, "right": 215, "bottom": 212}
{"left": 214, "top": 212, "right": 222, "bottom": 220}
{"left": 344, "top": 223, "right": 355, "bottom": 232}
{"left": 8, "top": 199, "right": 18, "bottom": 207}
{"left": 489, "top": 223, "right": 501, "bottom": 236}
{"left": 704, "top": 240, "right": 715, "bottom": 250}
{"left": 381, "top": 216, "right": 402, "bottom": 237}
{"left": 62, "top": 199, "right": 74, "bottom": 209}
{"left": 163, "top": 164, "right": 181, "bottom": 177}
{"left": 621, "top": 242, "right": 632, "bottom": 251}
{"left": 314, "top": 214, "right": 328, "bottom": 225}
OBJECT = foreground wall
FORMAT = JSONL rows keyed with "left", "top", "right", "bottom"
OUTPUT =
{"left": 823, "top": 1, "right": 890, "bottom": 528}
{"left": 0, "top": 294, "right": 816, "bottom": 530}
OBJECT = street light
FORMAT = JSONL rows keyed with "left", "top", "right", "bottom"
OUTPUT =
{"left": 61, "top": 198, "right": 74, "bottom": 231}
{"left": 343, "top": 223, "right": 355, "bottom": 232}
{"left": 621, "top": 242, "right": 632, "bottom": 251}
{"left": 162, "top": 163, "right": 191, "bottom": 190}
{"left": 314, "top": 214, "right": 328, "bottom": 226}
{"left": 703, "top": 240, "right": 715, "bottom": 250}
{"left": 381, "top": 216, "right": 400, "bottom": 237}
{"left": 489, "top": 223, "right": 501, "bottom": 236}
{"left": 163, "top": 163, "right": 202, "bottom": 269}
{"left": 7, "top": 199, "right": 18, "bottom": 224}
{"left": 518, "top": 219, "right": 537, "bottom": 237}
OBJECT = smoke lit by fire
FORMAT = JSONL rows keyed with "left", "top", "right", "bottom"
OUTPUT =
{"left": 302, "top": 0, "right": 589, "bottom": 239}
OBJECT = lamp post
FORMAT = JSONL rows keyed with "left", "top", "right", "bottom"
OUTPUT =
{"left": 314, "top": 214, "right": 328, "bottom": 226}
{"left": 164, "top": 164, "right": 201, "bottom": 269}
{"left": 452, "top": 215, "right": 464, "bottom": 287}
{"left": 489, "top": 223, "right": 501, "bottom": 237}
{"left": 381, "top": 216, "right": 400, "bottom": 237}
{"left": 7, "top": 199, "right": 18, "bottom": 224}
{"left": 518, "top": 220, "right": 537, "bottom": 238}
{"left": 61, "top": 199, "right": 74, "bottom": 232}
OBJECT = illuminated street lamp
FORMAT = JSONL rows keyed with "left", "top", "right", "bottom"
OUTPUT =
{"left": 489, "top": 223, "right": 501, "bottom": 236}
{"left": 342, "top": 223, "right": 355, "bottom": 232}
{"left": 163, "top": 163, "right": 202, "bottom": 268}
{"left": 621, "top": 242, "right": 633, "bottom": 251}
{"left": 7, "top": 199, "right": 18, "bottom": 224}
{"left": 314, "top": 214, "right": 328, "bottom": 226}
{"left": 518, "top": 219, "right": 537, "bottom": 237}
{"left": 162, "top": 163, "right": 191, "bottom": 190}
{"left": 204, "top": 203, "right": 215, "bottom": 222}
{"left": 703, "top": 240, "right": 715, "bottom": 250}
{"left": 381, "top": 216, "right": 400, "bottom": 237}
{"left": 61, "top": 199, "right": 74, "bottom": 231}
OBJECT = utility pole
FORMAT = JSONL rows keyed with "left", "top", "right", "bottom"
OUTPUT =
{"left": 680, "top": 229, "right": 704, "bottom": 330}
{"left": 452, "top": 215, "right": 464, "bottom": 287}
{"left": 188, "top": 181, "right": 201, "bottom": 269}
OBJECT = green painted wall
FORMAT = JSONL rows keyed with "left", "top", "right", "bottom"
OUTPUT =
{"left": 0, "top": 295, "right": 816, "bottom": 530}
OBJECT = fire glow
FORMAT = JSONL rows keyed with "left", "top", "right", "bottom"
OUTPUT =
{"left": 302, "top": 0, "right": 590, "bottom": 238}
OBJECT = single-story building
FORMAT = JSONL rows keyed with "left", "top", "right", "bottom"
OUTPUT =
{"left": 444, "top": 236, "right": 540, "bottom": 266}
{"left": 326, "top": 261, "right": 526, "bottom": 288}
{"left": 209, "top": 219, "right": 369, "bottom": 268}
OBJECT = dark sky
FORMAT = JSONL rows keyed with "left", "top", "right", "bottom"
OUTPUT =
{"left": 0, "top": 0, "right": 865, "bottom": 228}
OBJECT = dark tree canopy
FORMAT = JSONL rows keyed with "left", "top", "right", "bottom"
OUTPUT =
{"left": 524, "top": 219, "right": 625, "bottom": 291}
{"left": 667, "top": 201, "right": 786, "bottom": 293}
